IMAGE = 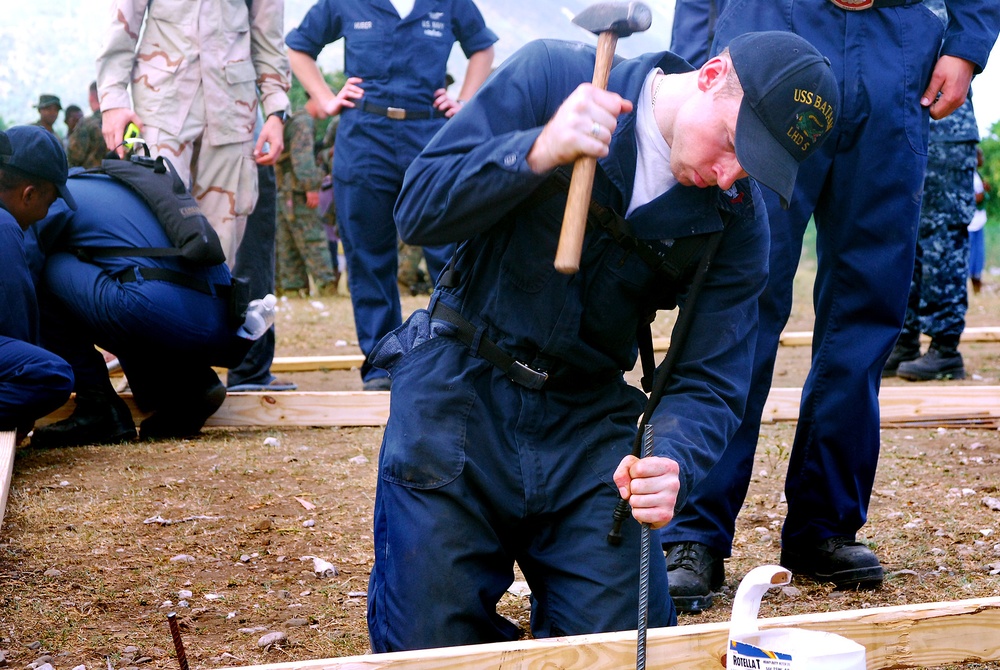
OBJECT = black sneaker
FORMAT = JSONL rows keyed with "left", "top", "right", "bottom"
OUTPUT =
{"left": 896, "top": 348, "right": 965, "bottom": 381}
{"left": 665, "top": 542, "right": 724, "bottom": 613}
{"left": 31, "top": 392, "right": 137, "bottom": 448}
{"left": 780, "top": 537, "right": 883, "bottom": 589}
{"left": 882, "top": 340, "right": 920, "bottom": 378}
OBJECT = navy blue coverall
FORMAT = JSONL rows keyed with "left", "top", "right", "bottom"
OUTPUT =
{"left": 285, "top": 0, "right": 498, "bottom": 384}
{"left": 365, "top": 39, "right": 770, "bottom": 651}
{"left": 662, "top": 0, "right": 1000, "bottom": 557}
{"left": 0, "top": 205, "right": 73, "bottom": 432}
{"left": 26, "top": 174, "right": 248, "bottom": 417}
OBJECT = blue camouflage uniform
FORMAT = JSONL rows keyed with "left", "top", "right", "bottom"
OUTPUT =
{"left": 0, "top": 204, "right": 74, "bottom": 433}
{"left": 900, "top": 0, "right": 979, "bottom": 355}
{"left": 285, "top": 0, "right": 498, "bottom": 384}
{"left": 662, "top": 0, "right": 1000, "bottom": 561}
{"left": 366, "top": 40, "right": 769, "bottom": 651}
{"left": 26, "top": 174, "right": 248, "bottom": 421}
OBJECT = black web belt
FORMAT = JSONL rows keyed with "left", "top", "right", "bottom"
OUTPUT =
{"left": 430, "top": 301, "right": 618, "bottom": 392}
{"left": 362, "top": 101, "right": 446, "bottom": 121}
{"left": 118, "top": 266, "right": 230, "bottom": 298}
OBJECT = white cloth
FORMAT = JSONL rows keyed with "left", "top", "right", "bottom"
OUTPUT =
{"left": 389, "top": 0, "right": 416, "bottom": 18}
{"left": 628, "top": 69, "right": 677, "bottom": 217}
{"left": 970, "top": 171, "right": 987, "bottom": 232}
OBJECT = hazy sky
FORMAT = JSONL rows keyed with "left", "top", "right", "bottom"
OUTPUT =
{"left": 3, "top": 1, "right": 999, "bottom": 136}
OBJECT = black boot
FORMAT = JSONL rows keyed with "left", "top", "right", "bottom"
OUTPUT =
{"left": 882, "top": 334, "right": 920, "bottom": 378}
{"left": 897, "top": 343, "right": 965, "bottom": 381}
{"left": 665, "top": 542, "right": 724, "bottom": 613}
{"left": 31, "top": 390, "right": 136, "bottom": 448}
{"left": 140, "top": 376, "right": 227, "bottom": 440}
{"left": 780, "top": 536, "right": 883, "bottom": 589}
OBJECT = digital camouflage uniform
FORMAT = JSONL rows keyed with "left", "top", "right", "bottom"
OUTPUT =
{"left": 275, "top": 109, "right": 337, "bottom": 295}
{"left": 96, "top": 0, "right": 290, "bottom": 264}
{"left": 67, "top": 112, "right": 105, "bottom": 169}
{"left": 889, "top": 0, "right": 979, "bottom": 380}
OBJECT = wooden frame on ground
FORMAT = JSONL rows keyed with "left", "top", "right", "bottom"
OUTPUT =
{"left": 214, "top": 596, "right": 1000, "bottom": 670}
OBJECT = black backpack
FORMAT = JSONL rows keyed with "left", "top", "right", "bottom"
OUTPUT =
{"left": 69, "top": 154, "right": 226, "bottom": 266}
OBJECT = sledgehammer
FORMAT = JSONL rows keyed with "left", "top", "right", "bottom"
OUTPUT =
{"left": 554, "top": 1, "right": 652, "bottom": 274}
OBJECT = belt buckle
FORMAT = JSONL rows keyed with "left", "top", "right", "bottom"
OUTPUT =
{"left": 508, "top": 361, "right": 549, "bottom": 390}
{"left": 386, "top": 106, "right": 406, "bottom": 120}
{"left": 828, "top": 0, "right": 874, "bottom": 9}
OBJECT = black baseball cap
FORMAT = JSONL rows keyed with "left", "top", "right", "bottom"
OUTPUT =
{"left": 727, "top": 31, "right": 839, "bottom": 207}
{"left": 1, "top": 125, "right": 77, "bottom": 210}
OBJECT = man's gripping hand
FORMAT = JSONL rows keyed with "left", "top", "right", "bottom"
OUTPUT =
{"left": 613, "top": 454, "right": 680, "bottom": 529}
{"left": 102, "top": 108, "right": 143, "bottom": 159}
{"left": 526, "top": 83, "right": 634, "bottom": 174}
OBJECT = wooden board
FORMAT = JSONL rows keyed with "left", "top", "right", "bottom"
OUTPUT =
{"left": 773, "top": 326, "right": 1000, "bottom": 349}
{"left": 0, "top": 431, "right": 16, "bottom": 532}
{"left": 213, "top": 596, "right": 1000, "bottom": 670}
{"left": 105, "top": 327, "right": 1000, "bottom": 377}
{"left": 761, "top": 386, "right": 1000, "bottom": 424}
{"left": 39, "top": 387, "right": 999, "bottom": 429}
{"left": 37, "top": 392, "right": 390, "bottom": 428}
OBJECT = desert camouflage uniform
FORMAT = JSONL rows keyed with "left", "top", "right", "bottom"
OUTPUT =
{"left": 95, "top": 0, "right": 290, "bottom": 264}
{"left": 67, "top": 112, "right": 105, "bottom": 169}
{"left": 275, "top": 109, "right": 337, "bottom": 294}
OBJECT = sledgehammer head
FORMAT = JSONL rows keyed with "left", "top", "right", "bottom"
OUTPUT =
{"left": 572, "top": 1, "right": 652, "bottom": 38}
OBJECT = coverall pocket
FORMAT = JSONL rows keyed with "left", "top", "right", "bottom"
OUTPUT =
{"left": 379, "top": 337, "right": 474, "bottom": 490}
{"left": 235, "top": 155, "right": 259, "bottom": 217}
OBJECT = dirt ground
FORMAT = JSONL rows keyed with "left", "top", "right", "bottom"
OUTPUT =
{"left": 1, "top": 266, "right": 999, "bottom": 670}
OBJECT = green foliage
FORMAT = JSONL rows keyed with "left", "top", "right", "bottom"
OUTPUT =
{"left": 289, "top": 70, "right": 347, "bottom": 143}
{"left": 979, "top": 121, "right": 1000, "bottom": 268}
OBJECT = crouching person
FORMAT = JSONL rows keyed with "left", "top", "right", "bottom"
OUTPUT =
{"left": 0, "top": 127, "right": 75, "bottom": 441}
{"left": 26, "top": 166, "right": 256, "bottom": 445}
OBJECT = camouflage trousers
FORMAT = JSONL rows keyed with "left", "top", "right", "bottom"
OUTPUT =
{"left": 397, "top": 241, "right": 432, "bottom": 295}
{"left": 276, "top": 191, "right": 338, "bottom": 294}
{"left": 902, "top": 140, "right": 976, "bottom": 345}
{"left": 141, "top": 87, "right": 258, "bottom": 267}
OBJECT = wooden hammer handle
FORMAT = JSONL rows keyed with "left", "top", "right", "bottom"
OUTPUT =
{"left": 554, "top": 31, "right": 619, "bottom": 274}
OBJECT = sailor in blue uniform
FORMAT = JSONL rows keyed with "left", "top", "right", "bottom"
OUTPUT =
{"left": 26, "top": 171, "right": 252, "bottom": 445}
{"left": 365, "top": 32, "right": 838, "bottom": 651}
{"left": 286, "top": 0, "right": 497, "bottom": 390}
{"left": 0, "top": 127, "right": 75, "bottom": 439}
{"left": 661, "top": 0, "right": 1000, "bottom": 613}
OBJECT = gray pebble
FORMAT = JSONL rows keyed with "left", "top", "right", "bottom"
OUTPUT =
{"left": 26, "top": 643, "right": 41, "bottom": 651}
{"left": 43, "top": 569, "right": 61, "bottom": 578}
{"left": 257, "top": 632, "right": 287, "bottom": 649}
{"left": 286, "top": 618, "right": 309, "bottom": 627}
{"left": 169, "top": 555, "right": 196, "bottom": 564}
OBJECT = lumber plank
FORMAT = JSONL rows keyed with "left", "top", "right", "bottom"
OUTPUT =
{"left": 214, "top": 596, "right": 1000, "bottom": 670}
{"left": 0, "top": 431, "right": 15, "bottom": 531}
{"left": 39, "top": 387, "right": 1000, "bottom": 429}
{"left": 37, "top": 392, "right": 390, "bottom": 428}
{"left": 776, "top": 326, "right": 1000, "bottom": 348}
{"left": 107, "top": 327, "right": 1000, "bottom": 377}
{"left": 761, "top": 386, "right": 1000, "bottom": 424}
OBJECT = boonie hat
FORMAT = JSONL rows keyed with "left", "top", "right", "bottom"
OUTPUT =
{"left": 727, "top": 31, "right": 839, "bottom": 208}
{"left": 35, "top": 94, "right": 62, "bottom": 110}
{"left": 1, "top": 125, "right": 78, "bottom": 210}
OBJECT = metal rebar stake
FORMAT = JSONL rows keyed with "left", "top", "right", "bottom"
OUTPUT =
{"left": 636, "top": 424, "right": 654, "bottom": 670}
{"left": 167, "top": 612, "right": 189, "bottom": 670}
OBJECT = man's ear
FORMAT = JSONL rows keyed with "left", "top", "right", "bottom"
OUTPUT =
{"left": 698, "top": 55, "right": 732, "bottom": 93}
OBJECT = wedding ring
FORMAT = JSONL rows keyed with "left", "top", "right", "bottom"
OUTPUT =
{"left": 590, "top": 121, "right": 602, "bottom": 138}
